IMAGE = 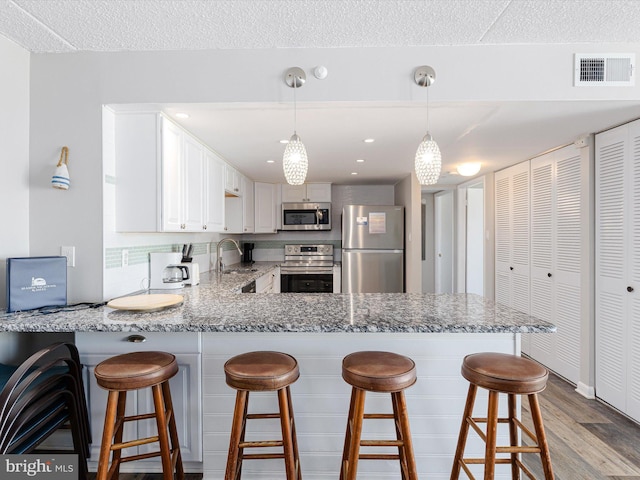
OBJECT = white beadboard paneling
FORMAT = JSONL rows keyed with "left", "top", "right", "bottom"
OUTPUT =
{"left": 202, "top": 332, "right": 517, "bottom": 479}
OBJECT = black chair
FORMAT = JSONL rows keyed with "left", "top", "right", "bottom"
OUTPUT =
{"left": 0, "top": 342, "right": 91, "bottom": 479}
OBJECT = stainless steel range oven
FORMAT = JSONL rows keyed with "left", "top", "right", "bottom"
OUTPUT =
{"left": 280, "top": 244, "right": 334, "bottom": 293}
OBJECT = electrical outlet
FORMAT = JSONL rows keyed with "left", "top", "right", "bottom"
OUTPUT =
{"left": 60, "top": 246, "right": 75, "bottom": 267}
{"left": 122, "top": 249, "right": 129, "bottom": 267}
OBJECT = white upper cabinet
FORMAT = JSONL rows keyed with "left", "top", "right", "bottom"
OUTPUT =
{"left": 203, "top": 150, "right": 225, "bottom": 232}
{"left": 242, "top": 175, "right": 255, "bottom": 233}
{"left": 281, "top": 182, "right": 331, "bottom": 203}
{"left": 255, "top": 182, "right": 277, "bottom": 233}
{"left": 224, "top": 164, "right": 243, "bottom": 196}
{"left": 115, "top": 112, "right": 226, "bottom": 233}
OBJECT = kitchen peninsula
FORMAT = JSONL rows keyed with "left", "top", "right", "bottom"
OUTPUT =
{"left": 0, "top": 263, "right": 554, "bottom": 479}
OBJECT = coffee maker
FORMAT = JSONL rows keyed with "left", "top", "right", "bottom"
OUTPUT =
{"left": 242, "top": 242, "right": 255, "bottom": 264}
{"left": 150, "top": 252, "right": 188, "bottom": 290}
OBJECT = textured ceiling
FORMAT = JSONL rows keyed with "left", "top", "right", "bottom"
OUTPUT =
{"left": 2, "top": 1, "right": 640, "bottom": 187}
{"left": 2, "top": 0, "right": 640, "bottom": 53}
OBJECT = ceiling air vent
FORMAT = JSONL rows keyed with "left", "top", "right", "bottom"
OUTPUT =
{"left": 575, "top": 54, "right": 635, "bottom": 86}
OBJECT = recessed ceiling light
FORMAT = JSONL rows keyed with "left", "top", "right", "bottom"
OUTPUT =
{"left": 351, "top": 172, "right": 358, "bottom": 175}
{"left": 175, "top": 113, "right": 189, "bottom": 119}
{"left": 266, "top": 160, "right": 275, "bottom": 164}
{"left": 356, "top": 159, "right": 365, "bottom": 163}
{"left": 363, "top": 138, "right": 375, "bottom": 143}
{"left": 279, "top": 139, "right": 289, "bottom": 144}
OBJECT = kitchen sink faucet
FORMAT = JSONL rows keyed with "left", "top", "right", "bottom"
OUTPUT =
{"left": 217, "top": 238, "right": 243, "bottom": 274}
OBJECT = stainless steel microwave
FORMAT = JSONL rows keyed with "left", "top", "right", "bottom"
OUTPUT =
{"left": 281, "top": 202, "right": 332, "bottom": 231}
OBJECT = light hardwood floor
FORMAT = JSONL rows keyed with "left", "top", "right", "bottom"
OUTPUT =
{"left": 521, "top": 372, "right": 640, "bottom": 480}
{"left": 88, "top": 373, "right": 640, "bottom": 479}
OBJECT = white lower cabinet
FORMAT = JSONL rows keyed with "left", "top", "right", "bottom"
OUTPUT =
{"left": 76, "top": 332, "right": 202, "bottom": 472}
{"left": 256, "top": 267, "right": 280, "bottom": 293}
{"left": 333, "top": 264, "right": 341, "bottom": 293}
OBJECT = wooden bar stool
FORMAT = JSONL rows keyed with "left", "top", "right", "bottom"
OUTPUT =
{"left": 224, "top": 351, "right": 301, "bottom": 480}
{"left": 339, "top": 351, "right": 418, "bottom": 480}
{"left": 450, "top": 352, "right": 554, "bottom": 480}
{"left": 94, "top": 351, "right": 184, "bottom": 480}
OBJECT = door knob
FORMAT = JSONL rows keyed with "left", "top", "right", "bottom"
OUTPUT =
{"left": 628, "top": 286, "right": 635, "bottom": 292}
{"left": 510, "top": 266, "right": 514, "bottom": 271}
{"left": 548, "top": 273, "right": 552, "bottom": 278}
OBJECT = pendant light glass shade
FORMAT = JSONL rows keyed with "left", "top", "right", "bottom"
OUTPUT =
{"left": 414, "top": 132, "right": 441, "bottom": 185}
{"left": 283, "top": 67, "right": 308, "bottom": 185}
{"left": 283, "top": 133, "right": 308, "bottom": 185}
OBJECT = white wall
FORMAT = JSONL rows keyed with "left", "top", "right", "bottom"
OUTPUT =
{"left": 27, "top": 44, "right": 640, "bottom": 302}
{"left": 422, "top": 193, "right": 435, "bottom": 293}
{"left": 395, "top": 173, "right": 422, "bottom": 292}
{"left": 0, "top": 37, "right": 30, "bottom": 310}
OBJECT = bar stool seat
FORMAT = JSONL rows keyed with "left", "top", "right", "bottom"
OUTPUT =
{"left": 224, "top": 351, "right": 301, "bottom": 480}
{"left": 451, "top": 352, "right": 554, "bottom": 480}
{"left": 340, "top": 351, "right": 418, "bottom": 480}
{"left": 94, "top": 351, "right": 184, "bottom": 480}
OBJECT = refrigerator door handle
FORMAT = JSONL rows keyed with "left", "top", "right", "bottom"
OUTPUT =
{"left": 343, "top": 249, "right": 403, "bottom": 254}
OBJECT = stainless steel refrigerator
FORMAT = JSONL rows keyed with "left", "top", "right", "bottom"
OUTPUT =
{"left": 341, "top": 205, "right": 404, "bottom": 293}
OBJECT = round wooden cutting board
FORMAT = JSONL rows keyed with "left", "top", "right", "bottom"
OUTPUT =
{"left": 107, "top": 293, "right": 184, "bottom": 312}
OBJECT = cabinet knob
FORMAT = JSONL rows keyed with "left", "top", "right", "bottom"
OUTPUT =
{"left": 628, "top": 286, "right": 635, "bottom": 293}
{"left": 224, "top": 227, "right": 228, "bottom": 231}
{"left": 203, "top": 225, "right": 207, "bottom": 230}
{"left": 510, "top": 266, "right": 514, "bottom": 271}
{"left": 547, "top": 273, "right": 552, "bottom": 278}
{"left": 126, "top": 334, "right": 146, "bottom": 343}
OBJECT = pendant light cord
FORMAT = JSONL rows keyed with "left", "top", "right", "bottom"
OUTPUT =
{"left": 426, "top": 85, "right": 430, "bottom": 133}
{"left": 293, "top": 76, "right": 298, "bottom": 135}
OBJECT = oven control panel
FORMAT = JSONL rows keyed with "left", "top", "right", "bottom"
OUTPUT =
{"left": 285, "top": 244, "right": 333, "bottom": 255}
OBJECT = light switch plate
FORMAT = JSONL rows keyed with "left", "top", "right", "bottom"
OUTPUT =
{"left": 60, "top": 246, "right": 75, "bottom": 267}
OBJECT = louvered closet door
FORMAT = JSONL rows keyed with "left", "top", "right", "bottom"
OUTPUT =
{"left": 626, "top": 121, "right": 640, "bottom": 420}
{"left": 495, "top": 162, "right": 531, "bottom": 352}
{"left": 596, "top": 124, "right": 629, "bottom": 414}
{"left": 551, "top": 148, "right": 582, "bottom": 382}
{"left": 529, "top": 155, "right": 554, "bottom": 364}
{"left": 495, "top": 169, "right": 513, "bottom": 308}
{"left": 529, "top": 146, "right": 582, "bottom": 383}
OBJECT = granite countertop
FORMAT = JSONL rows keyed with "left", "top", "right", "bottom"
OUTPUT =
{"left": 0, "top": 262, "right": 555, "bottom": 334}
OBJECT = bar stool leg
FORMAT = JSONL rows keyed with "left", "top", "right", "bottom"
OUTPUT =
{"left": 508, "top": 394, "right": 520, "bottom": 479}
{"left": 110, "top": 391, "right": 127, "bottom": 479}
{"left": 285, "top": 386, "right": 302, "bottom": 480}
{"left": 340, "top": 386, "right": 358, "bottom": 480}
{"left": 345, "top": 387, "right": 366, "bottom": 480}
{"left": 391, "top": 391, "right": 408, "bottom": 480}
{"left": 484, "top": 391, "right": 499, "bottom": 480}
{"left": 161, "top": 380, "right": 185, "bottom": 480}
{"left": 96, "top": 390, "right": 119, "bottom": 480}
{"left": 393, "top": 390, "right": 418, "bottom": 480}
{"left": 278, "top": 387, "right": 297, "bottom": 480}
{"left": 225, "top": 390, "right": 248, "bottom": 480}
{"left": 237, "top": 391, "right": 250, "bottom": 480}
{"left": 528, "top": 394, "right": 554, "bottom": 480}
{"left": 152, "top": 383, "right": 173, "bottom": 480}
{"left": 451, "top": 384, "right": 477, "bottom": 480}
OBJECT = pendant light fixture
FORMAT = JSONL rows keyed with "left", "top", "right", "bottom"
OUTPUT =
{"left": 282, "top": 67, "right": 308, "bottom": 185}
{"left": 413, "top": 66, "right": 441, "bottom": 186}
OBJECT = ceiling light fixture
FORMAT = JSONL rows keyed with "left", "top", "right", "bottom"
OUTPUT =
{"left": 356, "top": 159, "right": 365, "bottom": 163}
{"left": 413, "top": 66, "right": 441, "bottom": 186}
{"left": 363, "top": 138, "right": 375, "bottom": 143}
{"left": 175, "top": 112, "right": 189, "bottom": 119}
{"left": 266, "top": 160, "right": 275, "bottom": 164}
{"left": 351, "top": 172, "right": 358, "bottom": 175}
{"left": 457, "top": 162, "right": 481, "bottom": 177}
{"left": 282, "top": 67, "right": 308, "bottom": 186}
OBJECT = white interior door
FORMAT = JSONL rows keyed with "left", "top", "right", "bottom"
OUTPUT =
{"left": 466, "top": 184, "right": 484, "bottom": 295}
{"left": 435, "top": 190, "right": 454, "bottom": 293}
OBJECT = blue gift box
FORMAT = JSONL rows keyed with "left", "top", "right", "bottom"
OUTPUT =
{"left": 6, "top": 257, "right": 67, "bottom": 312}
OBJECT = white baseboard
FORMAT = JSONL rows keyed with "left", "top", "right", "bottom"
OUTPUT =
{"left": 575, "top": 381, "right": 595, "bottom": 399}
